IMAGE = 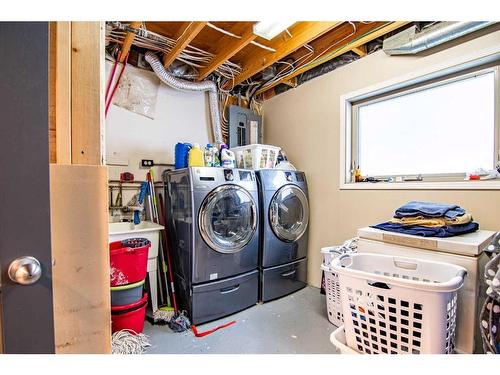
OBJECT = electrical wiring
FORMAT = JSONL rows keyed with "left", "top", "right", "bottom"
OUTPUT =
{"left": 254, "top": 21, "right": 387, "bottom": 94}
{"left": 206, "top": 22, "right": 277, "bottom": 52}
{"left": 106, "top": 22, "right": 243, "bottom": 81}
{"left": 299, "top": 22, "right": 391, "bottom": 70}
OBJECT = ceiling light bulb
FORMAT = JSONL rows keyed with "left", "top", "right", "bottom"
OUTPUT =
{"left": 253, "top": 21, "right": 296, "bottom": 40}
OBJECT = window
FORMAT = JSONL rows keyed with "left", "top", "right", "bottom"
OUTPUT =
{"left": 342, "top": 61, "right": 500, "bottom": 189}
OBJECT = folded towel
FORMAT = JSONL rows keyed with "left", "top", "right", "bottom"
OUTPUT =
{"left": 394, "top": 201, "right": 465, "bottom": 219}
{"left": 389, "top": 213, "right": 473, "bottom": 227}
{"left": 371, "top": 221, "right": 479, "bottom": 238}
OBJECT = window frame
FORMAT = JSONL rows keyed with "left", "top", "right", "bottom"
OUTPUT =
{"left": 340, "top": 49, "right": 500, "bottom": 190}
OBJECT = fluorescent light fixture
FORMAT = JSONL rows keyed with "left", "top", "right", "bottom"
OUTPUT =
{"left": 253, "top": 21, "right": 296, "bottom": 40}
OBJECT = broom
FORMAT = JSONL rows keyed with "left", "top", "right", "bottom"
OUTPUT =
{"left": 158, "top": 192, "right": 191, "bottom": 332}
{"left": 145, "top": 170, "right": 176, "bottom": 324}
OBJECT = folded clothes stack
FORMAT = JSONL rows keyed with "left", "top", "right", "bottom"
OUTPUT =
{"left": 371, "top": 201, "right": 479, "bottom": 238}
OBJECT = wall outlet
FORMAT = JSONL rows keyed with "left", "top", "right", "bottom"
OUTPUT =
{"left": 141, "top": 159, "right": 154, "bottom": 168}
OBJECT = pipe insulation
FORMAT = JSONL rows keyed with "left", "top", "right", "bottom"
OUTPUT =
{"left": 383, "top": 21, "right": 496, "bottom": 55}
{"left": 144, "top": 51, "right": 223, "bottom": 143}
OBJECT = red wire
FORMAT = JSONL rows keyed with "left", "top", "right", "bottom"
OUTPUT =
{"left": 105, "top": 51, "right": 121, "bottom": 103}
{"left": 192, "top": 320, "right": 236, "bottom": 338}
{"left": 105, "top": 52, "right": 129, "bottom": 116}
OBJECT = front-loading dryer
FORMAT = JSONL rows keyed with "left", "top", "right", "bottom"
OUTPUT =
{"left": 164, "top": 167, "right": 259, "bottom": 324}
{"left": 257, "top": 169, "right": 309, "bottom": 302}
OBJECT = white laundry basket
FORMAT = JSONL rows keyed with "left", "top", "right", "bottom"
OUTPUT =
{"left": 231, "top": 144, "right": 281, "bottom": 170}
{"left": 332, "top": 253, "right": 466, "bottom": 354}
{"left": 321, "top": 240, "right": 358, "bottom": 327}
{"left": 330, "top": 325, "right": 359, "bottom": 354}
{"left": 321, "top": 263, "right": 344, "bottom": 327}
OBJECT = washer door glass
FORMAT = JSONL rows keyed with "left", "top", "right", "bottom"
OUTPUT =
{"left": 199, "top": 185, "right": 257, "bottom": 253}
{"left": 269, "top": 185, "right": 309, "bottom": 242}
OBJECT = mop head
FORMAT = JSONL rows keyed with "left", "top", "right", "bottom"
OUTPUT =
{"left": 147, "top": 307, "right": 176, "bottom": 325}
{"left": 111, "top": 329, "right": 151, "bottom": 354}
{"left": 168, "top": 311, "right": 191, "bottom": 332}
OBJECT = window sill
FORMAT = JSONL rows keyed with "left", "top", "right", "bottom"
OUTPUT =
{"left": 340, "top": 180, "right": 500, "bottom": 190}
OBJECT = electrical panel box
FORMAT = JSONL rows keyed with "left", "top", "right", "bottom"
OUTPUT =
{"left": 228, "top": 105, "right": 263, "bottom": 148}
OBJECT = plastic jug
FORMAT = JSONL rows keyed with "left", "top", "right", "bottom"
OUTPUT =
{"left": 211, "top": 145, "right": 221, "bottom": 167}
{"left": 188, "top": 143, "right": 205, "bottom": 167}
{"left": 204, "top": 144, "right": 214, "bottom": 167}
{"left": 175, "top": 142, "right": 192, "bottom": 169}
{"left": 220, "top": 144, "right": 236, "bottom": 168}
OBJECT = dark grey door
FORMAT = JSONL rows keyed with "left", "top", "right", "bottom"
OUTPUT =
{"left": 269, "top": 185, "right": 309, "bottom": 242}
{"left": 0, "top": 22, "right": 55, "bottom": 353}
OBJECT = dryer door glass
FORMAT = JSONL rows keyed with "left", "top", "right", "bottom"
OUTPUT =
{"left": 199, "top": 185, "right": 257, "bottom": 253}
{"left": 269, "top": 185, "right": 309, "bottom": 242}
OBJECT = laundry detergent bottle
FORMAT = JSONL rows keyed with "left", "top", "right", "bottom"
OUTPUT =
{"left": 175, "top": 142, "right": 192, "bottom": 169}
{"left": 204, "top": 144, "right": 214, "bottom": 167}
{"left": 220, "top": 144, "right": 236, "bottom": 168}
{"left": 188, "top": 143, "right": 205, "bottom": 167}
{"left": 211, "top": 144, "right": 220, "bottom": 167}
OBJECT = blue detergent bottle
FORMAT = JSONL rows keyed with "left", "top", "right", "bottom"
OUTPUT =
{"left": 175, "top": 142, "right": 192, "bottom": 169}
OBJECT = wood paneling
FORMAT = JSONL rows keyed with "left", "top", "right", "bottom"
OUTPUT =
{"left": 50, "top": 164, "right": 110, "bottom": 353}
{"left": 71, "top": 22, "right": 105, "bottom": 165}
{"left": 55, "top": 22, "right": 72, "bottom": 164}
{"left": 49, "top": 23, "right": 57, "bottom": 163}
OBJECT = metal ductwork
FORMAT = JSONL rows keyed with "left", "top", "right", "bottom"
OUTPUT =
{"left": 144, "top": 51, "right": 223, "bottom": 143}
{"left": 383, "top": 22, "right": 496, "bottom": 55}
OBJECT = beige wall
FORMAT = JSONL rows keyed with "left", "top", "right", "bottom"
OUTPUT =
{"left": 263, "top": 29, "right": 500, "bottom": 288}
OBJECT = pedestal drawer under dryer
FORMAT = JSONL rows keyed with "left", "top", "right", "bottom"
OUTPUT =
{"left": 261, "top": 258, "right": 307, "bottom": 302}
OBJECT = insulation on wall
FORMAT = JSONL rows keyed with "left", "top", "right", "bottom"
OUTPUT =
{"left": 111, "top": 65, "right": 160, "bottom": 119}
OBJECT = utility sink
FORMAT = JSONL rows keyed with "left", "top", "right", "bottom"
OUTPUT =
{"left": 108, "top": 221, "right": 164, "bottom": 263}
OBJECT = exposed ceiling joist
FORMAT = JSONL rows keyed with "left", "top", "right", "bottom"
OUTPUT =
{"left": 119, "top": 21, "right": 141, "bottom": 62}
{"left": 162, "top": 21, "right": 207, "bottom": 68}
{"left": 196, "top": 26, "right": 257, "bottom": 81}
{"left": 223, "top": 21, "right": 342, "bottom": 89}
{"left": 351, "top": 45, "right": 367, "bottom": 57}
{"left": 257, "top": 21, "right": 411, "bottom": 96}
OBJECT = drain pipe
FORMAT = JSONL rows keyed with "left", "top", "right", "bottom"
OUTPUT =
{"left": 383, "top": 21, "right": 496, "bottom": 55}
{"left": 144, "top": 51, "right": 223, "bottom": 144}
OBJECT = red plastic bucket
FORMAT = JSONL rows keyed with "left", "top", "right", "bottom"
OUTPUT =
{"left": 109, "top": 238, "right": 150, "bottom": 286}
{"left": 111, "top": 293, "right": 148, "bottom": 334}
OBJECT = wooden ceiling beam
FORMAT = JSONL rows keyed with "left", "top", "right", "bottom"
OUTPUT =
{"left": 119, "top": 21, "right": 141, "bottom": 63}
{"left": 163, "top": 21, "right": 207, "bottom": 68}
{"left": 351, "top": 45, "right": 367, "bottom": 57}
{"left": 257, "top": 21, "right": 411, "bottom": 96}
{"left": 223, "top": 21, "right": 342, "bottom": 89}
{"left": 196, "top": 27, "right": 257, "bottom": 81}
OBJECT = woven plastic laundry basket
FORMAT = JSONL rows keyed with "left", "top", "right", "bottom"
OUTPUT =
{"left": 331, "top": 253, "right": 466, "bottom": 354}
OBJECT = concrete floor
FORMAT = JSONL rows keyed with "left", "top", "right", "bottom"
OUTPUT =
{"left": 143, "top": 286, "right": 338, "bottom": 354}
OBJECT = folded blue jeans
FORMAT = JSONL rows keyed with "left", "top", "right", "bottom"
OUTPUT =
{"left": 394, "top": 201, "right": 466, "bottom": 219}
{"left": 371, "top": 221, "right": 479, "bottom": 238}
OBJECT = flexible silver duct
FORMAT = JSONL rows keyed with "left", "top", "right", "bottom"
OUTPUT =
{"left": 144, "top": 51, "right": 223, "bottom": 143}
{"left": 383, "top": 22, "right": 496, "bottom": 55}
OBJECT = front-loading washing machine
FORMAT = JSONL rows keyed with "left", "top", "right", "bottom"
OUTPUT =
{"left": 257, "top": 169, "right": 309, "bottom": 302}
{"left": 163, "top": 167, "right": 259, "bottom": 324}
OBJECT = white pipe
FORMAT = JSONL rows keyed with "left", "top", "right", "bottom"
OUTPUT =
{"left": 144, "top": 51, "right": 223, "bottom": 143}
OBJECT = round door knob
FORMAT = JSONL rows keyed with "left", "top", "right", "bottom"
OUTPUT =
{"left": 8, "top": 256, "right": 42, "bottom": 285}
